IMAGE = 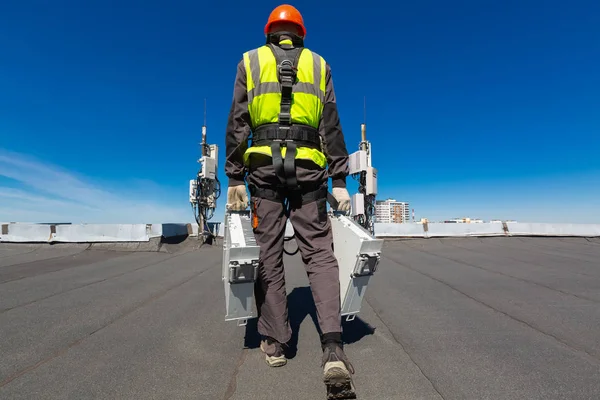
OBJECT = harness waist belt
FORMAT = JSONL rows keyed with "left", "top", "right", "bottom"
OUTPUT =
{"left": 252, "top": 124, "right": 321, "bottom": 149}
{"left": 249, "top": 184, "right": 328, "bottom": 205}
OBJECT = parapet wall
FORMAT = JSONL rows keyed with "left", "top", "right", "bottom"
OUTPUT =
{"left": 374, "top": 222, "right": 600, "bottom": 238}
{"left": 3, "top": 221, "right": 599, "bottom": 243}
{"left": 0, "top": 223, "right": 192, "bottom": 243}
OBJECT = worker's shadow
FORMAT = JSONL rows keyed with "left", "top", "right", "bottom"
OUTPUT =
{"left": 243, "top": 286, "right": 375, "bottom": 359}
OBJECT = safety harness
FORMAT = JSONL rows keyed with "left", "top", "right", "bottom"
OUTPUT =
{"left": 250, "top": 41, "right": 322, "bottom": 192}
{"left": 246, "top": 36, "right": 346, "bottom": 256}
{"left": 248, "top": 37, "right": 340, "bottom": 257}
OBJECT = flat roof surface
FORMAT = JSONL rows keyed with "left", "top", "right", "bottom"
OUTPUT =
{"left": 1, "top": 236, "right": 600, "bottom": 399}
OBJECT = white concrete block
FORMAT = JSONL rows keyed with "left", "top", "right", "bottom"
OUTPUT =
{"left": 0, "top": 223, "right": 52, "bottom": 242}
{"left": 507, "top": 223, "right": 600, "bottom": 237}
{"left": 52, "top": 224, "right": 155, "bottom": 242}
{"left": 374, "top": 223, "right": 426, "bottom": 238}
{"left": 426, "top": 222, "right": 505, "bottom": 237}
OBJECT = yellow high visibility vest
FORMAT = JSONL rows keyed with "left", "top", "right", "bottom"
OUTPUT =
{"left": 242, "top": 41, "right": 327, "bottom": 169}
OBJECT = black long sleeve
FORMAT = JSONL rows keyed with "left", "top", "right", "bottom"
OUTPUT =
{"left": 224, "top": 59, "right": 251, "bottom": 187}
{"left": 319, "top": 63, "right": 349, "bottom": 188}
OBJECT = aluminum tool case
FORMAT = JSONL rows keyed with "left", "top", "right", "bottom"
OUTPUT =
{"left": 222, "top": 211, "right": 260, "bottom": 326}
{"left": 330, "top": 214, "right": 383, "bottom": 320}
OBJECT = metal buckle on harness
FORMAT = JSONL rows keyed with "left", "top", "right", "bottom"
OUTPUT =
{"left": 278, "top": 113, "right": 292, "bottom": 126}
{"left": 270, "top": 137, "right": 289, "bottom": 152}
{"left": 278, "top": 59, "right": 296, "bottom": 80}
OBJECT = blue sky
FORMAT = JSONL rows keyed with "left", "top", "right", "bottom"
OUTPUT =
{"left": 1, "top": 0, "right": 599, "bottom": 224}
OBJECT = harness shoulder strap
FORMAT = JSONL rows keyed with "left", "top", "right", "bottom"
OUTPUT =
{"left": 263, "top": 43, "right": 306, "bottom": 190}
{"left": 267, "top": 43, "right": 304, "bottom": 73}
{"left": 266, "top": 43, "right": 303, "bottom": 127}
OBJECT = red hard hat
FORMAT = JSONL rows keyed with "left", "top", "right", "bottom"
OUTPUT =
{"left": 264, "top": 4, "right": 306, "bottom": 38}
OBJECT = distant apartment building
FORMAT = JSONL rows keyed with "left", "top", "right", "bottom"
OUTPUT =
{"left": 443, "top": 217, "right": 484, "bottom": 223}
{"left": 375, "top": 199, "right": 410, "bottom": 223}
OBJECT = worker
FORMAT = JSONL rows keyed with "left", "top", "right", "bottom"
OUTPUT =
{"left": 225, "top": 3, "right": 355, "bottom": 396}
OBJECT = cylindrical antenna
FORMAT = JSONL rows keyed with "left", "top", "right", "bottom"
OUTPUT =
{"left": 201, "top": 98, "right": 208, "bottom": 155}
{"left": 360, "top": 96, "right": 367, "bottom": 149}
{"left": 363, "top": 96, "right": 366, "bottom": 125}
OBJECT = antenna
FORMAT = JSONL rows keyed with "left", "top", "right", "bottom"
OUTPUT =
{"left": 360, "top": 96, "right": 367, "bottom": 148}
{"left": 363, "top": 96, "right": 366, "bottom": 125}
{"left": 201, "top": 98, "right": 208, "bottom": 155}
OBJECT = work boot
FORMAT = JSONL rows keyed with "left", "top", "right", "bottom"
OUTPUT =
{"left": 260, "top": 336, "right": 287, "bottom": 367}
{"left": 321, "top": 341, "right": 356, "bottom": 399}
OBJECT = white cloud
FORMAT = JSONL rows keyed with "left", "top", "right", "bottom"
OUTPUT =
{"left": 0, "top": 149, "right": 195, "bottom": 223}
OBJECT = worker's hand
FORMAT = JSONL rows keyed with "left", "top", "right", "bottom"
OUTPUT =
{"left": 227, "top": 185, "right": 249, "bottom": 211}
{"left": 332, "top": 187, "right": 350, "bottom": 212}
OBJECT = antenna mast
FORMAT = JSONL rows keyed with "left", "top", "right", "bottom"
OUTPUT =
{"left": 350, "top": 96, "right": 377, "bottom": 236}
{"left": 190, "top": 98, "right": 221, "bottom": 245}
{"left": 201, "top": 99, "right": 208, "bottom": 156}
{"left": 363, "top": 96, "right": 366, "bottom": 125}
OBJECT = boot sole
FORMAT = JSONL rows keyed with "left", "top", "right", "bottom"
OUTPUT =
{"left": 324, "top": 366, "right": 356, "bottom": 399}
{"left": 260, "top": 342, "right": 287, "bottom": 367}
{"left": 265, "top": 356, "right": 287, "bottom": 367}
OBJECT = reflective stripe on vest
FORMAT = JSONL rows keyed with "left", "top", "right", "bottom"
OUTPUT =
{"left": 242, "top": 43, "right": 327, "bottom": 168}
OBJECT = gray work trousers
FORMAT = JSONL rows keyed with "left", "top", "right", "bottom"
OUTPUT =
{"left": 248, "top": 161, "right": 342, "bottom": 344}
